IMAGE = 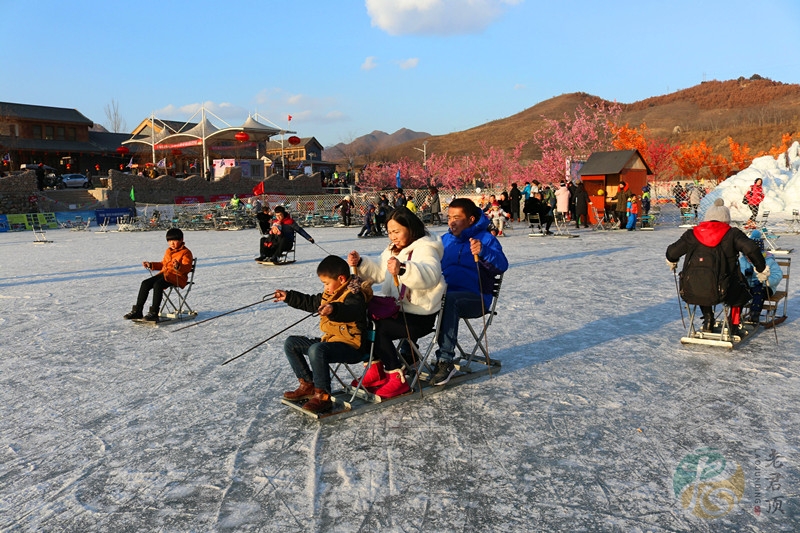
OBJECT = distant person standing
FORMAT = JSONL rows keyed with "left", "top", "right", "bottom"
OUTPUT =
{"left": 333, "top": 195, "right": 353, "bottom": 226}
{"left": 509, "top": 183, "right": 522, "bottom": 222}
{"left": 426, "top": 186, "right": 442, "bottom": 225}
{"left": 743, "top": 177, "right": 765, "bottom": 228}
{"left": 573, "top": 181, "right": 590, "bottom": 228}
{"left": 641, "top": 184, "right": 651, "bottom": 215}
{"left": 614, "top": 181, "right": 630, "bottom": 229}
{"left": 672, "top": 182, "right": 685, "bottom": 206}
{"left": 35, "top": 163, "right": 45, "bottom": 191}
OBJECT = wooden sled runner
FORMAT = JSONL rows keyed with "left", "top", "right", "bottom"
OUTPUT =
{"left": 281, "top": 357, "right": 502, "bottom": 422}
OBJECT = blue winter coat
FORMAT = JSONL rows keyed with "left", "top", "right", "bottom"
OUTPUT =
{"left": 441, "top": 213, "right": 509, "bottom": 308}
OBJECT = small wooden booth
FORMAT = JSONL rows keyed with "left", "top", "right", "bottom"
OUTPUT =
{"left": 579, "top": 150, "right": 653, "bottom": 224}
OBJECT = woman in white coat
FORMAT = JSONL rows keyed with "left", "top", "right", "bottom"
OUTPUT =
{"left": 348, "top": 207, "right": 446, "bottom": 398}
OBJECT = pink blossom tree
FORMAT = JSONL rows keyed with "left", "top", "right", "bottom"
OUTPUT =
{"left": 529, "top": 101, "right": 621, "bottom": 185}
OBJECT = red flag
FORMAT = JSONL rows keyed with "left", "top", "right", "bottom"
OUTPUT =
{"left": 287, "top": 115, "right": 292, "bottom": 122}
{"left": 252, "top": 181, "right": 265, "bottom": 196}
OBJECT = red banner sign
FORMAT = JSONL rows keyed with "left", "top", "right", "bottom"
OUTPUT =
{"left": 210, "top": 142, "right": 257, "bottom": 151}
{"left": 155, "top": 139, "right": 203, "bottom": 150}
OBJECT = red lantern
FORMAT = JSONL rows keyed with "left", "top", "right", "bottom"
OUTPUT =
{"left": 116, "top": 146, "right": 130, "bottom": 155}
{"left": 234, "top": 131, "right": 250, "bottom": 142}
{"left": 288, "top": 136, "right": 301, "bottom": 146}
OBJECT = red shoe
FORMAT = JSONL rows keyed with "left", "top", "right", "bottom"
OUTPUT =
{"left": 373, "top": 369, "right": 410, "bottom": 399}
{"left": 351, "top": 360, "right": 387, "bottom": 389}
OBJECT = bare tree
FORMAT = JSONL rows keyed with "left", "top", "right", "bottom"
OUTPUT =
{"left": 104, "top": 99, "right": 127, "bottom": 133}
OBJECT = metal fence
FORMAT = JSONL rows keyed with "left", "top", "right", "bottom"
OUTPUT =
{"left": 116, "top": 181, "right": 739, "bottom": 232}
{"left": 121, "top": 188, "right": 488, "bottom": 232}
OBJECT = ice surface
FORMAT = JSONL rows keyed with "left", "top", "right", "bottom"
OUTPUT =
{"left": 1, "top": 218, "right": 799, "bottom": 531}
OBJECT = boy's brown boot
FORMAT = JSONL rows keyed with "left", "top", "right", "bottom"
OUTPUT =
{"left": 302, "top": 389, "right": 333, "bottom": 414}
{"left": 283, "top": 378, "right": 315, "bottom": 401}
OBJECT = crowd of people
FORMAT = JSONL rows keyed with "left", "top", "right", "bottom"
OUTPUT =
{"left": 122, "top": 175, "right": 778, "bottom": 413}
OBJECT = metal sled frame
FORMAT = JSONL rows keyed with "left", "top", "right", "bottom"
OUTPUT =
{"left": 761, "top": 256, "right": 791, "bottom": 329}
{"left": 32, "top": 224, "right": 52, "bottom": 244}
{"left": 527, "top": 212, "right": 545, "bottom": 237}
{"left": 680, "top": 304, "right": 758, "bottom": 349}
{"left": 159, "top": 258, "right": 198, "bottom": 321}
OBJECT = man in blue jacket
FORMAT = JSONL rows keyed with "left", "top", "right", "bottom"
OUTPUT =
{"left": 433, "top": 198, "right": 508, "bottom": 385}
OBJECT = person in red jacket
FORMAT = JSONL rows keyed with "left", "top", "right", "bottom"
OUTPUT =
{"left": 124, "top": 228, "right": 194, "bottom": 322}
{"left": 743, "top": 177, "right": 765, "bottom": 227}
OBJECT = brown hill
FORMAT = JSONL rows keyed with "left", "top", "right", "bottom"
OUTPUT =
{"left": 344, "top": 77, "right": 800, "bottom": 166}
{"left": 324, "top": 128, "right": 430, "bottom": 162}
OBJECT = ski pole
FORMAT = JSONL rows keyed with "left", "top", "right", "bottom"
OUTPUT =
{"left": 173, "top": 294, "right": 274, "bottom": 332}
{"left": 763, "top": 280, "right": 779, "bottom": 345}
{"left": 392, "top": 268, "right": 422, "bottom": 396}
{"left": 221, "top": 312, "right": 318, "bottom": 365}
{"left": 474, "top": 249, "right": 493, "bottom": 378}
{"left": 673, "top": 270, "right": 686, "bottom": 329}
{"left": 313, "top": 241, "right": 335, "bottom": 256}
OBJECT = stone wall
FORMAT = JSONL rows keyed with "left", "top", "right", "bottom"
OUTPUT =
{"left": 0, "top": 171, "right": 38, "bottom": 214}
{"left": 106, "top": 168, "right": 325, "bottom": 207}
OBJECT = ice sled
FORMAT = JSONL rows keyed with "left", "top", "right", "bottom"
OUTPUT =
{"left": 680, "top": 256, "right": 790, "bottom": 348}
{"left": 680, "top": 304, "right": 759, "bottom": 349}
{"left": 132, "top": 258, "right": 198, "bottom": 327}
{"left": 282, "top": 274, "right": 505, "bottom": 421}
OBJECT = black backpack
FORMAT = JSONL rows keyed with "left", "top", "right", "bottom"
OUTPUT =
{"left": 679, "top": 242, "right": 729, "bottom": 306}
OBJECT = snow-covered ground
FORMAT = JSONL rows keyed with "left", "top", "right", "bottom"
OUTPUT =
{"left": 1, "top": 218, "right": 799, "bottom": 532}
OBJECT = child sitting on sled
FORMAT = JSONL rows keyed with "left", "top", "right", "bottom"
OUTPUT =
{"left": 273, "top": 255, "right": 370, "bottom": 414}
{"left": 357, "top": 203, "right": 380, "bottom": 237}
{"left": 124, "top": 228, "right": 194, "bottom": 322}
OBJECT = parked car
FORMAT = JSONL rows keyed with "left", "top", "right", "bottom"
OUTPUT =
{"left": 59, "top": 173, "right": 91, "bottom": 189}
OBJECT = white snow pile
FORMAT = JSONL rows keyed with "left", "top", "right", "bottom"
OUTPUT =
{"left": 702, "top": 141, "right": 800, "bottom": 221}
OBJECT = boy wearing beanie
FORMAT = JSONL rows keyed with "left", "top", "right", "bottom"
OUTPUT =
{"left": 124, "top": 228, "right": 194, "bottom": 322}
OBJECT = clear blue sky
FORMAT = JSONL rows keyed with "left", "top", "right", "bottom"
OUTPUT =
{"left": 4, "top": 0, "right": 800, "bottom": 147}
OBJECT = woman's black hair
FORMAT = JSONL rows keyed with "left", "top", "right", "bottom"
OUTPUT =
{"left": 388, "top": 206, "right": 428, "bottom": 241}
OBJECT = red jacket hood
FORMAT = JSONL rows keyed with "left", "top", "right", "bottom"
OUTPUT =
{"left": 692, "top": 221, "right": 731, "bottom": 247}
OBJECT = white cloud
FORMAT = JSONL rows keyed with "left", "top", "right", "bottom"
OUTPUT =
{"left": 398, "top": 57, "right": 419, "bottom": 69}
{"left": 155, "top": 101, "right": 247, "bottom": 123}
{"left": 514, "top": 83, "right": 526, "bottom": 90}
{"left": 365, "top": 0, "right": 522, "bottom": 36}
{"left": 361, "top": 56, "right": 378, "bottom": 70}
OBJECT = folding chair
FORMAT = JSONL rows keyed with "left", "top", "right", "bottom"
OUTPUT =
{"left": 761, "top": 256, "right": 790, "bottom": 328}
{"left": 329, "top": 321, "right": 381, "bottom": 404}
{"left": 159, "top": 258, "right": 198, "bottom": 319}
{"left": 679, "top": 207, "right": 696, "bottom": 227}
{"left": 591, "top": 206, "right": 608, "bottom": 231}
{"left": 32, "top": 224, "right": 52, "bottom": 243}
{"left": 276, "top": 232, "right": 296, "bottom": 263}
{"left": 454, "top": 274, "right": 504, "bottom": 371}
{"left": 527, "top": 212, "right": 544, "bottom": 236}
{"left": 787, "top": 210, "right": 800, "bottom": 234}
{"left": 552, "top": 211, "right": 578, "bottom": 238}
